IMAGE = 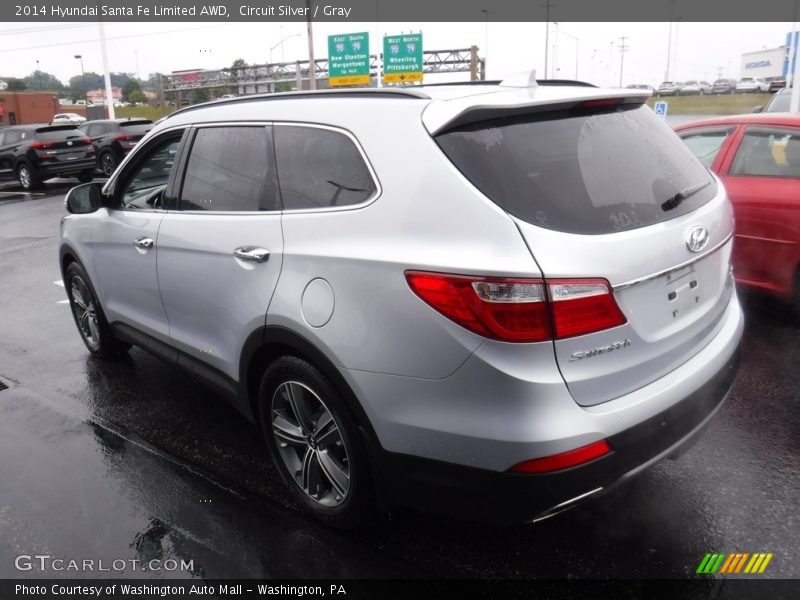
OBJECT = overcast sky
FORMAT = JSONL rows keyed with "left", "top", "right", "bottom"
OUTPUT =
{"left": 0, "top": 21, "right": 795, "bottom": 87}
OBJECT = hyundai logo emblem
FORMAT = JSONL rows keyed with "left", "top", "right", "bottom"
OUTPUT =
{"left": 686, "top": 226, "right": 709, "bottom": 253}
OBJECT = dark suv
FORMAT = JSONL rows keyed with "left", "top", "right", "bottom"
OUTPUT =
{"left": 0, "top": 124, "right": 95, "bottom": 190}
{"left": 78, "top": 118, "right": 153, "bottom": 177}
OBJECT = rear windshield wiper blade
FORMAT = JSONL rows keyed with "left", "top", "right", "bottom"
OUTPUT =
{"left": 661, "top": 180, "right": 712, "bottom": 212}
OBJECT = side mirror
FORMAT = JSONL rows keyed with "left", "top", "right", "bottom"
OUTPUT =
{"left": 753, "top": 106, "right": 764, "bottom": 113}
{"left": 64, "top": 182, "right": 104, "bottom": 214}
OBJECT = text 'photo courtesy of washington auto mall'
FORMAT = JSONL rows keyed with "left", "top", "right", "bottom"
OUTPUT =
{"left": 0, "top": 0, "right": 799, "bottom": 598}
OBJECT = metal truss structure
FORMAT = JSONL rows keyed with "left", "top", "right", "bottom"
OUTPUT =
{"left": 163, "top": 47, "right": 485, "bottom": 94}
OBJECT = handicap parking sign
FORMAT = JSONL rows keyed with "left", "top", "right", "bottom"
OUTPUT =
{"left": 654, "top": 101, "right": 668, "bottom": 119}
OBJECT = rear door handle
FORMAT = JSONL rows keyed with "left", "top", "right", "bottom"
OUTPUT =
{"left": 133, "top": 237, "right": 154, "bottom": 250}
{"left": 233, "top": 246, "right": 270, "bottom": 263}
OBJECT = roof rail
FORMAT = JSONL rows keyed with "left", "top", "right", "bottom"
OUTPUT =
{"left": 167, "top": 87, "right": 429, "bottom": 119}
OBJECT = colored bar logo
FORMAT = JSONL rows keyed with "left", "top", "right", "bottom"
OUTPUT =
{"left": 696, "top": 552, "right": 773, "bottom": 574}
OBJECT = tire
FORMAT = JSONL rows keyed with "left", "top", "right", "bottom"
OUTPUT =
{"left": 17, "top": 163, "right": 40, "bottom": 191}
{"left": 259, "top": 356, "right": 376, "bottom": 528}
{"left": 99, "top": 151, "right": 118, "bottom": 177}
{"left": 64, "top": 261, "right": 131, "bottom": 358}
{"left": 77, "top": 170, "right": 94, "bottom": 183}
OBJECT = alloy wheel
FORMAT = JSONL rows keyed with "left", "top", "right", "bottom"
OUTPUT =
{"left": 101, "top": 153, "right": 117, "bottom": 177}
{"left": 271, "top": 381, "right": 351, "bottom": 507}
{"left": 18, "top": 166, "right": 32, "bottom": 189}
{"left": 70, "top": 275, "right": 100, "bottom": 350}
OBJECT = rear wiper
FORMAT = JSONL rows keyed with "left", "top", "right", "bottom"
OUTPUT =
{"left": 661, "top": 181, "right": 712, "bottom": 211}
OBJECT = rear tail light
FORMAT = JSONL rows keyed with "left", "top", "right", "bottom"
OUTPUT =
{"left": 509, "top": 439, "right": 612, "bottom": 473}
{"left": 115, "top": 134, "right": 132, "bottom": 142}
{"left": 405, "top": 272, "right": 626, "bottom": 343}
{"left": 30, "top": 141, "right": 55, "bottom": 150}
{"left": 548, "top": 279, "right": 627, "bottom": 338}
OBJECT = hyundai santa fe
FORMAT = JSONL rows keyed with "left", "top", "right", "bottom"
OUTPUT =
{"left": 59, "top": 75, "right": 743, "bottom": 527}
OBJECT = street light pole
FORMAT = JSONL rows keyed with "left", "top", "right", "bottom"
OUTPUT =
{"left": 560, "top": 29, "right": 579, "bottom": 79}
{"left": 36, "top": 60, "right": 41, "bottom": 90}
{"left": 305, "top": 0, "right": 316, "bottom": 90}
{"left": 74, "top": 55, "right": 86, "bottom": 103}
{"left": 270, "top": 33, "right": 301, "bottom": 64}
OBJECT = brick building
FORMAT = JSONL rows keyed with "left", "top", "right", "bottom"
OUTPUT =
{"left": 0, "top": 92, "right": 84, "bottom": 125}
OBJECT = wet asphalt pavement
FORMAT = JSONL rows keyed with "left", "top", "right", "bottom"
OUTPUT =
{"left": 0, "top": 182, "right": 798, "bottom": 582}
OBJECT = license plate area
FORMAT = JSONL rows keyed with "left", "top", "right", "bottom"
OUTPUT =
{"left": 666, "top": 264, "right": 700, "bottom": 319}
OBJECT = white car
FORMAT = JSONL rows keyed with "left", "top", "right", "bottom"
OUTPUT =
{"left": 736, "top": 78, "right": 769, "bottom": 93}
{"left": 52, "top": 113, "right": 87, "bottom": 125}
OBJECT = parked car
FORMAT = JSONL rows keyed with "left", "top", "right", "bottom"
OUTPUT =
{"left": 768, "top": 78, "right": 787, "bottom": 92}
{"left": 59, "top": 79, "right": 743, "bottom": 527}
{"left": 657, "top": 81, "right": 682, "bottom": 96}
{"left": 624, "top": 83, "right": 655, "bottom": 94}
{"left": 52, "top": 113, "right": 87, "bottom": 125}
{"left": 712, "top": 79, "right": 737, "bottom": 94}
{"left": 754, "top": 87, "right": 791, "bottom": 113}
{"left": 680, "top": 80, "right": 712, "bottom": 95}
{"left": 676, "top": 113, "right": 800, "bottom": 307}
{"left": 78, "top": 118, "right": 153, "bottom": 176}
{"left": 736, "top": 78, "right": 770, "bottom": 93}
{"left": 0, "top": 124, "right": 95, "bottom": 190}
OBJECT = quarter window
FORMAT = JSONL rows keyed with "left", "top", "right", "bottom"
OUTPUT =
{"left": 180, "top": 126, "right": 279, "bottom": 212}
{"left": 679, "top": 129, "right": 731, "bottom": 168}
{"left": 730, "top": 129, "right": 800, "bottom": 178}
{"left": 274, "top": 125, "right": 376, "bottom": 210}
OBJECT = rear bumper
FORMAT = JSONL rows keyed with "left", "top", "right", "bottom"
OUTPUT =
{"left": 383, "top": 346, "right": 740, "bottom": 524}
{"left": 37, "top": 158, "right": 96, "bottom": 177}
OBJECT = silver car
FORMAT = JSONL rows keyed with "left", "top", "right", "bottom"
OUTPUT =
{"left": 59, "top": 75, "right": 743, "bottom": 527}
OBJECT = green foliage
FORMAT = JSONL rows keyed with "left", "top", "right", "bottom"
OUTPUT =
{"left": 122, "top": 79, "right": 142, "bottom": 101}
{"left": 6, "top": 78, "right": 26, "bottom": 91}
{"left": 191, "top": 88, "right": 210, "bottom": 104}
{"left": 128, "top": 90, "right": 147, "bottom": 104}
{"left": 23, "top": 70, "right": 64, "bottom": 91}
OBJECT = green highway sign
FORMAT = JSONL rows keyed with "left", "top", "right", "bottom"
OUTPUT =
{"left": 328, "top": 32, "right": 371, "bottom": 87}
{"left": 383, "top": 33, "right": 423, "bottom": 83}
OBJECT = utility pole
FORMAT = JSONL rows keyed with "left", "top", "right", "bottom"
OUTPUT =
{"left": 305, "top": 0, "right": 316, "bottom": 90}
{"left": 542, "top": 0, "right": 554, "bottom": 78}
{"left": 618, "top": 36, "right": 628, "bottom": 87}
{"left": 717, "top": 66, "right": 724, "bottom": 80}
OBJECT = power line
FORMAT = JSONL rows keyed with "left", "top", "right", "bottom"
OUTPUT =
{"left": 0, "top": 24, "right": 227, "bottom": 54}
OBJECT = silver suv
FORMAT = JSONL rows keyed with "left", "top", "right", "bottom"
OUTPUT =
{"left": 59, "top": 76, "right": 743, "bottom": 527}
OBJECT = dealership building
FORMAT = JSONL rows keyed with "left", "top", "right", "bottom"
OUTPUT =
{"left": 741, "top": 31, "right": 799, "bottom": 80}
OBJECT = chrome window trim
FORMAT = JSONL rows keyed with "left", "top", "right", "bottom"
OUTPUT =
{"left": 171, "top": 121, "right": 381, "bottom": 216}
{"left": 613, "top": 232, "right": 734, "bottom": 291}
{"left": 272, "top": 121, "right": 382, "bottom": 215}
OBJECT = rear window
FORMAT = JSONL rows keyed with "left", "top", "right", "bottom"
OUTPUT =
{"left": 435, "top": 104, "right": 717, "bottom": 234}
{"left": 34, "top": 127, "right": 83, "bottom": 141}
{"left": 119, "top": 121, "right": 153, "bottom": 134}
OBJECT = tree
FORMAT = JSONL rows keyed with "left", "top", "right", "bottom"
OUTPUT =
{"left": 128, "top": 90, "right": 146, "bottom": 104}
{"left": 231, "top": 58, "right": 248, "bottom": 69}
{"left": 191, "top": 88, "right": 209, "bottom": 104}
{"left": 69, "top": 71, "right": 104, "bottom": 94}
{"left": 23, "top": 70, "right": 64, "bottom": 91}
{"left": 122, "top": 79, "right": 141, "bottom": 101}
{"left": 6, "top": 78, "right": 26, "bottom": 91}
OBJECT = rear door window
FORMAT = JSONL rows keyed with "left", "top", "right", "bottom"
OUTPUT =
{"left": 179, "top": 125, "right": 279, "bottom": 212}
{"left": 436, "top": 104, "right": 717, "bottom": 234}
{"left": 729, "top": 128, "right": 800, "bottom": 178}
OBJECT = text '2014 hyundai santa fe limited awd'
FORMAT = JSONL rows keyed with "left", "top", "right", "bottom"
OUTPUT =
{"left": 59, "top": 74, "right": 743, "bottom": 527}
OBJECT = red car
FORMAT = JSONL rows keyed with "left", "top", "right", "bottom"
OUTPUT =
{"left": 675, "top": 114, "right": 800, "bottom": 307}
